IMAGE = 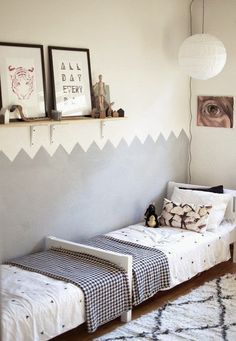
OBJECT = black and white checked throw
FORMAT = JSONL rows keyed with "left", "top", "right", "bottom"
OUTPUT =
{"left": 7, "top": 248, "right": 131, "bottom": 333}
{"left": 82, "top": 235, "right": 170, "bottom": 306}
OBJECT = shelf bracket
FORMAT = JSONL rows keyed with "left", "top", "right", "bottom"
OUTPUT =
{"left": 50, "top": 125, "right": 56, "bottom": 144}
{"left": 30, "top": 126, "right": 36, "bottom": 146}
{"left": 100, "top": 121, "right": 107, "bottom": 139}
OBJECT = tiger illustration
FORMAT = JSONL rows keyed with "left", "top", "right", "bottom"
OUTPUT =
{"left": 8, "top": 65, "right": 34, "bottom": 100}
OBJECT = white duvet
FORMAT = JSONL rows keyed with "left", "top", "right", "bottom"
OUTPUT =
{"left": 2, "top": 221, "right": 235, "bottom": 341}
{"left": 107, "top": 220, "right": 235, "bottom": 288}
{"left": 1, "top": 265, "right": 85, "bottom": 341}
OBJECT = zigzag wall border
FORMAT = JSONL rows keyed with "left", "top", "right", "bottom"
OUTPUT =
{"left": 0, "top": 129, "right": 189, "bottom": 162}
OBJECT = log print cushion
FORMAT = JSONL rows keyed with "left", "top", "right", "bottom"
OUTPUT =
{"left": 159, "top": 199, "right": 212, "bottom": 233}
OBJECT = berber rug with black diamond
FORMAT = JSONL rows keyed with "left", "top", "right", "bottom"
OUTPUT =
{"left": 95, "top": 273, "right": 236, "bottom": 341}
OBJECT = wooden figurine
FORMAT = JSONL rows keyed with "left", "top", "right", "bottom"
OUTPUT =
{"left": 93, "top": 74, "right": 107, "bottom": 112}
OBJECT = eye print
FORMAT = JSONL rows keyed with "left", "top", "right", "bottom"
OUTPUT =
{"left": 197, "top": 96, "right": 234, "bottom": 128}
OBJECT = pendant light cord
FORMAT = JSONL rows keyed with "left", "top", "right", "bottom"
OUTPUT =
{"left": 190, "top": 0, "right": 194, "bottom": 35}
{"left": 188, "top": 0, "right": 194, "bottom": 183}
{"left": 188, "top": 77, "right": 193, "bottom": 184}
{"left": 202, "top": 0, "right": 205, "bottom": 34}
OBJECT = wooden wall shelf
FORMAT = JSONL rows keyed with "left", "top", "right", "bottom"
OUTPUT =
{"left": 0, "top": 116, "right": 127, "bottom": 144}
{"left": 0, "top": 116, "right": 127, "bottom": 128}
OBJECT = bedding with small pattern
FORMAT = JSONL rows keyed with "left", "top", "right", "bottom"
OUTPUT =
{"left": 82, "top": 235, "right": 170, "bottom": 306}
{"left": 6, "top": 247, "right": 131, "bottom": 333}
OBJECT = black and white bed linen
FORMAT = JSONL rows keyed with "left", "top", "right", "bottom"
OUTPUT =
{"left": 82, "top": 235, "right": 170, "bottom": 306}
{"left": 6, "top": 247, "right": 131, "bottom": 333}
{"left": 107, "top": 221, "right": 235, "bottom": 289}
{"left": 3, "top": 221, "right": 234, "bottom": 341}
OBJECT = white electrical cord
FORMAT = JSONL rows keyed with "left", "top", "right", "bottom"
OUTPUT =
{"left": 188, "top": 0, "right": 194, "bottom": 183}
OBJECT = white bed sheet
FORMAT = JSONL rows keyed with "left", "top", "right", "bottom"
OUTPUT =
{"left": 107, "top": 220, "right": 235, "bottom": 289}
{"left": 2, "top": 221, "right": 235, "bottom": 341}
{"left": 1, "top": 265, "right": 85, "bottom": 341}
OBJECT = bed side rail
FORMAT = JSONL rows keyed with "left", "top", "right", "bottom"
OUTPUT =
{"left": 45, "top": 236, "right": 133, "bottom": 322}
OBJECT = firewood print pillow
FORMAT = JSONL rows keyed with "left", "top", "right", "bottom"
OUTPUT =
{"left": 158, "top": 198, "right": 212, "bottom": 233}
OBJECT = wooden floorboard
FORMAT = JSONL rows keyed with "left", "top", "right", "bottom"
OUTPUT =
{"left": 53, "top": 260, "right": 236, "bottom": 341}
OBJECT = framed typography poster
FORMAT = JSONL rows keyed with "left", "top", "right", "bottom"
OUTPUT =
{"left": 48, "top": 46, "right": 92, "bottom": 118}
{"left": 0, "top": 42, "right": 46, "bottom": 120}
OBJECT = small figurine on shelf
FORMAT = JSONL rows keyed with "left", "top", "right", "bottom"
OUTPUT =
{"left": 112, "top": 110, "right": 119, "bottom": 117}
{"left": 10, "top": 105, "right": 27, "bottom": 121}
{"left": 91, "top": 108, "right": 100, "bottom": 119}
{"left": 93, "top": 74, "right": 107, "bottom": 117}
{"left": 106, "top": 102, "right": 114, "bottom": 117}
{"left": 9, "top": 105, "right": 49, "bottom": 122}
{"left": 117, "top": 108, "right": 125, "bottom": 117}
{"left": 91, "top": 74, "right": 125, "bottom": 119}
{"left": 144, "top": 203, "right": 158, "bottom": 228}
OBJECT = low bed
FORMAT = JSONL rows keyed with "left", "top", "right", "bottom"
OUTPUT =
{"left": 2, "top": 181, "right": 236, "bottom": 341}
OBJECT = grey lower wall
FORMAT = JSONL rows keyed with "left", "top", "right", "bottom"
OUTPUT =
{"left": 0, "top": 131, "right": 188, "bottom": 260}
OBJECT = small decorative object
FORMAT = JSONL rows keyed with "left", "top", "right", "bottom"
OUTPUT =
{"left": 92, "top": 74, "right": 110, "bottom": 118}
{"left": 91, "top": 108, "right": 100, "bottom": 119}
{"left": 146, "top": 215, "right": 158, "bottom": 228}
{"left": 48, "top": 46, "right": 92, "bottom": 118}
{"left": 197, "top": 96, "right": 233, "bottom": 128}
{"left": 117, "top": 108, "right": 125, "bottom": 117}
{"left": 0, "top": 42, "right": 47, "bottom": 120}
{"left": 178, "top": 0, "right": 227, "bottom": 80}
{"left": 9, "top": 104, "right": 28, "bottom": 121}
{"left": 92, "top": 74, "right": 124, "bottom": 119}
{"left": 144, "top": 203, "right": 158, "bottom": 228}
{"left": 106, "top": 102, "right": 114, "bottom": 117}
{"left": 112, "top": 111, "right": 119, "bottom": 118}
{"left": 0, "top": 108, "right": 10, "bottom": 124}
{"left": 9, "top": 104, "right": 49, "bottom": 122}
{"left": 99, "top": 111, "right": 106, "bottom": 119}
{"left": 50, "top": 110, "right": 62, "bottom": 121}
{"left": 93, "top": 75, "right": 107, "bottom": 112}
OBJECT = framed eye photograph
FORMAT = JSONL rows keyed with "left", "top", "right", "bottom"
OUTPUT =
{"left": 0, "top": 42, "right": 47, "bottom": 120}
{"left": 48, "top": 46, "right": 93, "bottom": 118}
{"left": 197, "top": 96, "right": 234, "bottom": 128}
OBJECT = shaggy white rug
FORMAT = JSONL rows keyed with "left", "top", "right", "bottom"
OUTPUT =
{"left": 95, "top": 273, "right": 236, "bottom": 341}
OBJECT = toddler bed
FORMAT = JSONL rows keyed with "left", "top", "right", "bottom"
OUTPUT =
{"left": 2, "top": 240, "right": 133, "bottom": 341}
{"left": 2, "top": 181, "right": 236, "bottom": 341}
{"left": 107, "top": 181, "right": 236, "bottom": 290}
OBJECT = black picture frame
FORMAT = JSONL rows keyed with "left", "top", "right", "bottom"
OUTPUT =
{"left": 48, "top": 46, "right": 93, "bottom": 118}
{"left": 0, "top": 42, "right": 47, "bottom": 120}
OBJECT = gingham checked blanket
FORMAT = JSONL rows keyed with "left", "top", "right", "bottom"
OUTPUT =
{"left": 83, "top": 235, "right": 170, "bottom": 306}
{"left": 6, "top": 248, "right": 131, "bottom": 333}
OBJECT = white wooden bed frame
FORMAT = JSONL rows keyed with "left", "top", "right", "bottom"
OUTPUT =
{"left": 44, "top": 181, "right": 236, "bottom": 332}
{"left": 45, "top": 236, "right": 133, "bottom": 323}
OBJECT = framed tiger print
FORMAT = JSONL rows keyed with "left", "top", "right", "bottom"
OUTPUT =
{"left": 0, "top": 42, "right": 47, "bottom": 120}
{"left": 48, "top": 46, "right": 92, "bottom": 118}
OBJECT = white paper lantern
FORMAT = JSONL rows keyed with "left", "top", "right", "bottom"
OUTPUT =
{"left": 178, "top": 34, "right": 227, "bottom": 80}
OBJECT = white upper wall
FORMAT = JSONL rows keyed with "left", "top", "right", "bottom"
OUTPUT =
{"left": 191, "top": 0, "right": 236, "bottom": 189}
{"left": 0, "top": 0, "right": 190, "bottom": 160}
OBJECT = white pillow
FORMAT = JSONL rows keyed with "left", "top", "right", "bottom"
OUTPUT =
{"left": 171, "top": 187, "right": 232, "bottom": 231}
{"left": 159, "top": 198, "right": 212, "bottom": 233}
